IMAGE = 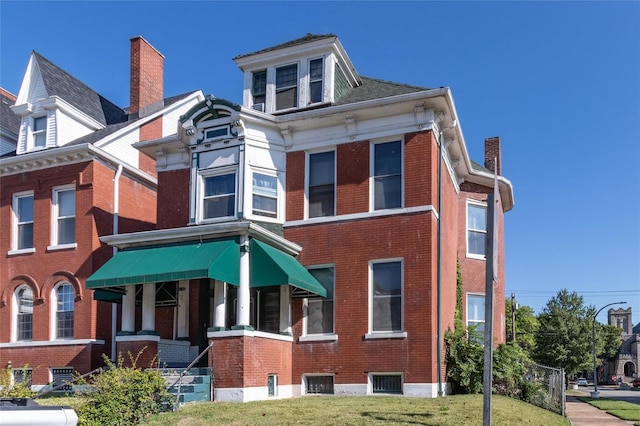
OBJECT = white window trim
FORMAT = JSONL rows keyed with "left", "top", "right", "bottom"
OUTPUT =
{"left": 301, "top": 264, "right": 336, "bottom": 340}
{"left": 50, "top": 184, "right": 76, "bottom": 250}
{"left": 466, "top": 199, "right": 487, "bottom": 260}
{"left": 367, "top": 258, "right": 404, "bottom": 336}
{"left": 305, "top": 149, "right": 336, "bottom": 219}
{"left": 307, "top": 57, "right": 324, "bottom": 106}
{"left": 466, "top": 292, "right": 485, "bottom": 330}
{"left": 368, "top": 372, "right": 404, "bottom": 395}
{"left": 302, "top": 373, "right": 335, "bottom": 395}
{"left": 197, "top": 166, "right": 238, "bottom": 224}
{"left": 11, "top": 285, "right": 33, "bottom": 343}
{"left": 274, "top": 62, "right": 299, "bottom": 112}
{"left": 369, "top": 138, "right": 404, "bottom": 212}
{"left": 31, "top": 114, "right": 48, "bottom": 150}
{"left": 250, "top": 168, "right": 280, "bottom": 222}
{"left": 10, "top": 191, "right": 35, "bottom": 255}
{"left": 50, "top": 281, "right": 74, "bottom": 341}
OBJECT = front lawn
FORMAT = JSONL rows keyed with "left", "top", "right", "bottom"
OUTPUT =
{"left": 579, "top": 397, "right": 640, "bottom": 423}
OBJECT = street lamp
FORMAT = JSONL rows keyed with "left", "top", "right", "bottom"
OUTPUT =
{"left": 591, "top": 301, "right": 626, "bottom": 398}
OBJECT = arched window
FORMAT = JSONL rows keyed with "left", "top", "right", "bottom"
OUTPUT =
{"left": 53, "top": 283, "right": 74, "bottom": 339}
{"left": 15, "top": 287, "right": 33, "bottom": 341}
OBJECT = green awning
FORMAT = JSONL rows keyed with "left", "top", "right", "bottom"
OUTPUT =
{"left": 250, "top": 239, "right": 327, "bottom": 297}
{"left": 86, "top": 239, "right": 239, "bottom": 289}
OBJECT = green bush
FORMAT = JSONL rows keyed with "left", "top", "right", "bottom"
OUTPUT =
{"left": 74, "top": 350, "right": 174, "bottom": 426}
{"left": 0, "top": 366, "right": 35, "bottom": 398}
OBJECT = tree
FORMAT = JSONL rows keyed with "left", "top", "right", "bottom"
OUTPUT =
{"left": 598, "top": 324, "right": 623, "bottom": 361}
{"left": 506, "top": 300, "right": 538, "bottom": 356}
{"left": 533, "top": 289, "right": 594, "bottom": 379}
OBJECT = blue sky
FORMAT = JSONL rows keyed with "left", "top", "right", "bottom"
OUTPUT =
{"left": 2, "top": 1, "right": 638, "bottom": 324}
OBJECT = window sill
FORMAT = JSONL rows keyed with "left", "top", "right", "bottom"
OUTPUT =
{"left": 466, "top": 253, "right": 486, "bottom": 261}
{"left": 7, "top": 248, "right": 35, "bottom": 256}
{"left": 364, "top": 332, "right": 407, "bottom": 340}
{"left": 299, "top": 334, "right": 338, "bottom": 343}
{"left": 47, "top": 243, "right": 77, "bottom": 251}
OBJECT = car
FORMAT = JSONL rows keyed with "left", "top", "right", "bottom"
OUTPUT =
{"left": 632, "top": 378, "right": 640, "bottom": 388}
{"left": 576, "top": 378, "right": 588, "bottom": 386}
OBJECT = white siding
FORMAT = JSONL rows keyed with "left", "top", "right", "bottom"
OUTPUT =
{"left": 0, "top": 137, "right": 17, "bottom": 156}
{"left": 55, "top": 109, "right": 94, "bottom": 146}
{"left": 27, "top": 65, "right": 48, "bottom": 104}
{"left": 99, "top": 128, "right": 140, "bottom": 168}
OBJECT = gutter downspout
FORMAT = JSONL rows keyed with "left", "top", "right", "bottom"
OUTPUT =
{"left": 111, "top": 164, "right": 123, "bottom": 361}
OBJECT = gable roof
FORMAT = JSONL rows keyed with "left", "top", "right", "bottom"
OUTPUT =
{"left": 33, "top": 52, "right": 127, "bottom": 126}
{"left": 333, "top": 76, "right": 431, "bottom": 106}
{"left": 233, "top": 33, "right": 337, "bottom": 60}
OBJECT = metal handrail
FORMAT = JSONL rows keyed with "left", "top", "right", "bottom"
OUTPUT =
{"left": 168, "top": 343, "right": 213, "bottom": 409}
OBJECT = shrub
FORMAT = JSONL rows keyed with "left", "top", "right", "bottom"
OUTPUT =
{"left": 74, "top": 349, "right": 174, "bottom": 426}
{"left": 0, "top": 365, "right": 35, "bottom": 398}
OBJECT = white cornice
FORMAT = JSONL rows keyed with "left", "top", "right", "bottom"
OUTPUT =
{"left": 40, "top": 96, "right": 104, "bottom": 130}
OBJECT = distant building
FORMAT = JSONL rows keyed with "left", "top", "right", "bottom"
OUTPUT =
{"left": 85, "top": 34, "right": 515, "bottom": 401}
{"left": 605, "top": 308, "right": 639, "bottom": 383}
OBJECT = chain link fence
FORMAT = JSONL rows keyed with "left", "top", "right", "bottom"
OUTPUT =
{"left": 524, "top": 363, "right": 565, "bottom": 416}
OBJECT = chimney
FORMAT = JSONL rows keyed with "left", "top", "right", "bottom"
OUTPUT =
{"left": 129, "top": 36, "right": 164, "bottom": 119}
{"left": 484, "top": 136, "right": 502, "bottom": 176}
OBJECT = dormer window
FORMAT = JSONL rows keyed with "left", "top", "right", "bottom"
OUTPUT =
{"left": 309, "top": 58, "right": 324, "bottom": 104}
{"left": 33, "top": 116, "right": 47, "bottom": 148}
{"left": 276, "top": 64, "right": 298, "bottom": 110}
{"left": 252, "top": 70, "right": 266, "bottom": 111}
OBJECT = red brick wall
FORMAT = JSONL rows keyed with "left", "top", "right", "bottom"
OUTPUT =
{"left": 138, "top": 117, "right": 161, "bottom": 178}
{"left": 129, "top": 37, "right": 163, "bottom": 116}
{"left": 336, "top": 141, "right": 369, "bottom": 215}
{"left": 116, "top": 339, "right": 159, "bottom": 368}
{"left": 285, "top": 151, "right": 305, "bottom": 221}
{"left": 157, "top": 169, "right": 190, "bottom": 229}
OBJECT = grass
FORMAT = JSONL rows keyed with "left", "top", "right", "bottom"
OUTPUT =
{"left": 579, "top": 397, "right": 640, "bottom": 423}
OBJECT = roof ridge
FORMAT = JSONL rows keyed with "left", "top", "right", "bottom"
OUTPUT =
{"left": 359, "top": 75, "right": 430, "bottom": 91}
{"left": 234, "top": 33, "right": 337, "bottom": 60}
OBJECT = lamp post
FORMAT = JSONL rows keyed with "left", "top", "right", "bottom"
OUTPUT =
{"left": 591, "top": 301, "right": 626, "bottom": 398}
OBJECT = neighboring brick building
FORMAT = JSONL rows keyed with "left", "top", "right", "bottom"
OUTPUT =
{"left": 0, "top": 37, "right": 204, "bottom": 390}
{"left": 86, "top": 34, "right": 515, "bottom": 402}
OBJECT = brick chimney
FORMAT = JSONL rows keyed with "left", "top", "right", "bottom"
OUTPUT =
{"left": 129, "top": 36, "right": 164, "bottom": 119}
{"left": 484, "top": 136, "right": 502, "bottom": 176}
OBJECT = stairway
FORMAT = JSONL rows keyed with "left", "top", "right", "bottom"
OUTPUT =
{"left": 157, "top": 367, "right": 212, "bottom": 405}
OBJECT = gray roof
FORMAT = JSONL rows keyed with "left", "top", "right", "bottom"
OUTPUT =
{"left": 334, "top": 76, "right": 431, "bottom": 106}
{"left": 1, "top": 93, "right": 20, "bottom": 135}
{"left": 34, "top": 52, "right": 127, "bottom": 126}
{"left": 470, "top": 159, "right": 491, "bottom": 173}
{"left": 234, "top": 34, "right": 336, "bottom": 60}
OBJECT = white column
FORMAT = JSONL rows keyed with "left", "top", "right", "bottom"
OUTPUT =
{"left": 214, "top": 280, "right": 227, "bottom": 329}
{"left": 176, "top": 280, "right": 189, "bottom": 338}
{"left": 141, "top": 283, "right": 156, "bottom": 332}
{"left": 280, "top": 285, "right": 291, "bottom": 335}
{"left": 236, "top": 236, "right": 251, "bottom": 328}
{"left": 121, "top": 286, "right": 136, "bottom": 333}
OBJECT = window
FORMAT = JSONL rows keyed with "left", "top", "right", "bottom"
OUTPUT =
{"left": 252, "top": 70, "right": 266, "bottom": 108}
{"left": 467, "top": 294, "right": 485, "bottom": 337}
{"left": 276, "top": 64, "right": 298, "bottom": 110}
{"left": 371, "top": 261, "right": 402, "bottom": 332}
{"left": 371, "top": 374, "right": 403, "bottom": 394}
{"left": 13, "top": 368, "right": 32, "bottom": 388}
{"left": 52, "top": 186, "right": 75, "bottom": 246}
{"left": 15, "top": 287, "right": 33, "bottom": 341}
{"left": 308, "top": 151, "right": 335, "bottom": 218}
{"left": 305, "top": 267, "right": 334, "bottom": 335}
{"left": 51, "top": 368, "right": 73, "bottom": 391}
{"left": 13, "top": 192, "right": 34, "bottom": 251}
{"left": 252, "top": 173, "right": 278, "bottom": 218}
{"left": 373, "top": 141, "right": 402, "bottom": 210}
{"left": 467, "top": 201, "right": 487, "bottom": 257}
{"left": 202, "top": 172, "right": 236, "bottom": 220}
{"left": 309, "top": 58, "right": 323, "bottom": 104}
{"left": 268, "top": 374, "right": 277, "bottom": 397}
{"left": 305, "top": 375, "right": 334, "bottom": 394}
{"left": 33, "top": 116, "right": 47, "bottom": 148}
{"left": 54, "top": 283, "right": 74, "bottom": 339}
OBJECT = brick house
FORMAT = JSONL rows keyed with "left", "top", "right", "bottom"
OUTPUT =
{"left": 0, "top": 37, "right": 204, "bottom": 390}
{"left": 86, "top": 34, "right": 515, "bottom": 402}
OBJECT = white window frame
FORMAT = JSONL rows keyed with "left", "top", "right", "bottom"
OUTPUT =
{"left": 12, "top": 285, "right": 33, "bottom": 342}
{"left": 50, "top": 282, "right": 74, "bottom": 340}
{"left": 197, "top": 167, "right": 238, "bottom": 223}
{"left": 368, "top": 372, "right": 404, "bottom": 395}
{"left": 466, "top": 293, "right": 485, "bottom": 339}
{"left": 32, "top": 115, "right": 47, "bottom": 149}
{"left": 49, "top": 185, "right": 77, "bottom": 250}
{"left": 12, "top": 368, "right": 32, "bottom": 388}
{"left": 308, "top": 57, "right": 324, "bottom": 105}
{"left": 305, "top": 150, "right": 336, "bottom": 219}
{"left": 370, "top": 139, "right": 404, "bottom": 211}
{"left": 300, "top": 265, "right": 336, "bottom": 342}
{"left": 251, "top": 170, "right": 279, "bottom": 220}
{"left": 366, "top": 258, "right": 406, "bottom": 339}
{"left": 466, "top": 199, "right": 487, "bottom": 259}
{"left": 303, "top": 374, "right": 335, "bottom": 395}
{"left": 10, "top": 191, "right": 35, "bottom": 255}
{"left": 275, "top": 63, "right": 299, "bottom": 111}
{"left": 251, "top": 69, "right": 267, "bottom": 109}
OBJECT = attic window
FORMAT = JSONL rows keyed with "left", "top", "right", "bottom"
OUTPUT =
{"left": 276, "top": 64, "right": 298, "bottom": 110}
{"left": 33, "top": 116, "right": 47, "bottom": 148}
{"left": 252, "top": 70, "right": 266, "bottom": 107}
{"left": 309, "top": 58, "right": 323, "bottom": 104}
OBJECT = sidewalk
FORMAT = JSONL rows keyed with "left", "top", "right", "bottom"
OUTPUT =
{"left": 565, "top": 395, "right": 636, "bottom": 425}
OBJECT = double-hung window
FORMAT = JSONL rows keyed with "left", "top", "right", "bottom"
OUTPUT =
{"left": 467, "top": 201, "right": 487, "bottom": 257}
{"left": 371, "top": 260, "right": 402, "bottom": 332}
{"left": 252, "top": 70, "right": 266, "bottom": 109}
{"left": 308, "top": 151, "right": 335, "bottom": 218}
{"left": 54, "top": 283, "right": 74, "bottom": 339}
{"left": 373, "top": 141, "right": 402, "bottom": 210}
{"left": 309, "top": 58, "right": 324, "bottom": 104}
{"left": 276, "top": 64, "right": 298, "bottom": 110}
{"left": 252, "top": 173, "right": 278, "bottom": 218}
{"left": 52, "top": 186, "right": 75, "bottom": 246}
{"left": 15, "top": 287, "right": 33, "bottom": 341}
{"left": 33, "top": 116, "right": 47, "bottom": 148}
{"left": 467, "top": 294, "right": 485, "bottom": 339}
{"left": 305, "top": 266, "right": 335, "bottom": 335}
{"left": 12, "top": 192, "right": 34, "bottom": 252}
{"left": 202, "top": 172, "right": 236, "bottom": 220}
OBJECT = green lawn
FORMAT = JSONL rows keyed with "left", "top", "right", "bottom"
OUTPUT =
{"left": 579, "top": 397, "right": 640, "bottom": 423}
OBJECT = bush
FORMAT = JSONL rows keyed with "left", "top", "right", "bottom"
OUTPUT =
{"left": 0, "top": 366, "right": 35, "bottom": 398}
{"left": 75, "top": 349, "right": 174, "bottom": 426}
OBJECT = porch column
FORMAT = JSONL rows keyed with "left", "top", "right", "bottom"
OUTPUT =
{"left": 235, "top": 236, "right": 251, "bottom": 328}
{"left": 176, "top": 280, "right": 189, "bottom": 338}
{"left": 141, "top": 282, "right": 156, "bottom": 333}
{"left": 213, "top": 280, "right": 226, "bottom": 329}
{"left": 280, "top": 285, "right": 291, "bottom": 335}
{"left": 121, "top": 285, "right": 136, "bottom": 333}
